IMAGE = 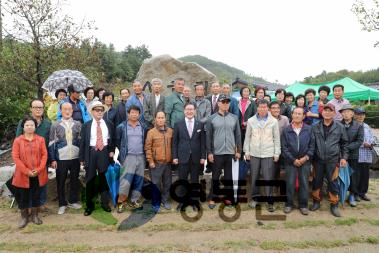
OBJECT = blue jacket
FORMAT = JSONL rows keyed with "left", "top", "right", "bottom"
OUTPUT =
{"left": 281, "top": 123, "right": 315, "bottom": 164}
{"left": 115, "top": 120, "right": 147, "bottom": 164}
{"left": 57, "top": 97, "right": 91, "bottom": 123}
{"left": 125, "top": 94, "right": 149, "bottom": 125}
{"left": 229, "top": 96, "right": 239, "bottom": 116}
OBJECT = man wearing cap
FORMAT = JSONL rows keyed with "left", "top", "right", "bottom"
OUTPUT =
{"left": 311, "top": 103, "right": 349, "bottom": 217}
{"left": 206, "top": 94, "right": 241, "bottom": 209}
{"left": 58, "top": 84, "right": 91, "bottom": 123}
{"left": 355, "top": 107, "right": 375, "bottom": 201}
{"left": 340, "top": 104, "right": 364, "bottom": 207}
{"left": 244, "top": 99, "right": 281, "bottom": 212}
{"left": 328, "top": 84, "right": 350, "bottom": 121}
{"left": 79, "top": 101, "right": 115, "bottom": 216}
{"left": 47, "top": 89, "right": 67, "bottom": 122}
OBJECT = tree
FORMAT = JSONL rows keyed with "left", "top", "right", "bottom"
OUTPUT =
{"left": 1, "top": 0, "right": 94, "bottom": 98}
{"left": 352, "top": 0, "right": 379, "bottom": 47}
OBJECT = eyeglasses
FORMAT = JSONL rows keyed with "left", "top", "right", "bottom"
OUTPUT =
{"left": 32, "top": 106, "right": 44, "bottom": 110}
{"left": 93, "top": 108, "right": 104, "bottom": 112}
{"left": 221, "top": 101, "right": 230, "bottom": 104}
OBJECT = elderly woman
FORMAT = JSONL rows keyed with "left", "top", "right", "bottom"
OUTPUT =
{"left": 12, "top": 116, "right": 48, "bottom": 228}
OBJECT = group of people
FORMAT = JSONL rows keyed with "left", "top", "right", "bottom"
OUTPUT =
{"left": 10, "top": 77, "right": 376, "bottom": 229}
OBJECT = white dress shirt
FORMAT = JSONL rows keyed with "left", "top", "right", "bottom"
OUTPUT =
{"left": 155, "top": 94, "right": 160, "bottom": 108}
{"left": 90, "top": 119, "right": 109, "bottom": 147}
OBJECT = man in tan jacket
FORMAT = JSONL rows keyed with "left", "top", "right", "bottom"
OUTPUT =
{"left": 145, "top": 111, "right": 173, "bottom": 213}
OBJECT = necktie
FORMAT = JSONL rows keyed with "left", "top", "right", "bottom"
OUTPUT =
{"left": 95, "top": 121, "right": 104, "bottom": 151}
{"left": 188, "top": 120, "right": 193, "bottom": 138}
{"left": 212, "top": 95, "right": 217, "bottom": 111}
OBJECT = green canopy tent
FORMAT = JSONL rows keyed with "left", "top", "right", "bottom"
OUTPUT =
{"left": 285, "top": 77, "right": 379, "bottom": 102}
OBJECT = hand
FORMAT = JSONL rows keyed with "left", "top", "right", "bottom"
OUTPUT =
{"left": 208, "top": 154, "right": 214, "bottom": 163}
{"left": 293, "top": 159, "right": 302, "bottom": 167}
{"left": 149, "top": 163, "right": 155, "bottom": 169}
{"left": 80, "top": 162, "right": 85, "bottom": 168}
{"left": 242, "top": 122, "right": 247, "bottom": 127}
{"left": 363, "top": 142, "right": 372, "bottom": 148}
{"left": 27, "top": 170, "right": 35, "bottom": 177}
{"left": 245, "top": 154, "right": 250, "bottom": 160}
{"left": 109, "top": 152, "right": 114, "bottom": 158}
{"left": 200, "top": 159, "right": 205, "bottom": 165}
{"left": 173, "top": 159, "right": 179, "bottom": 165}
{"left": 51, "top": 161, "right": 57, "bottom": 169}
{"left": 273, "top": 156, "right": 279, "bottom": 162}
{"left": 340, "top": 159, "right": 347, "bottom": 168}
{"left": 235, "top": 153, "right": 241, "bottom": 160}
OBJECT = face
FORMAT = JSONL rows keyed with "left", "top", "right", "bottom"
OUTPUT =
{"left": 57, "top": 91, "right": 67, "bottom": 101}
{"left": 71, "top": 91, "right": 80, "bottom": 100}
{"left": 218, "top": 100, "right": 230, "bottom": 112}
{"left": 276, "top": 91, "right": 285, "bottom": 102}
{"left": 183, "top": 87, "right": 191, "bottom": 98}
{"left": 152, "top": 82, "right": 162, "bottom": 94}
{"left": 355, "top": 113, "right": 365, "bottom": 123}
{"left": 257, "top": 103, "right": 269, "bottom": 116}
{"left": 92, "top": 106, "right": 105, "bottom": 120}
{"left": 256, "top": 89, "right": 265, "bottom": 99}
{"left": 242, "top": 88, "right": 250, "bottom": 99}
{"left": 104, "top": 95, "right": 113, "bottom": 106}
{"left": 333, "top": 87, "right": 344, "bottom": 100}
{"left": 155, "top": 111, "right": 166, "bottom": 127}
{"left": 292, "top": 108, "right": 305, "bottom": 123}
{"left": 195, "top": 85, "right": 205, "bottom": 97}
{"left": 120, "top": 89, "right": 130, "bottom": 101}
{"left": 174, "top": 80, "right": 185, "bottom": 93}
{"left": 211, "top": 82, "right": 221, "bottom": 95}
{"left": 264, "top": 95, "right": 271, "bottom": 102}
{"left": 98, "top": 90, "right": 105, "bottom": 99}
{"left": 269, "top": 103, "right": 281, "bottom": 118}
{"left": 297, "top": 97, "right": 305, "bottom": 107}
{"left": 321, "top": 108, "right": 335, "bottom": 120}
{"left": 306, "top": 92, "right": 315, "bottom": 103}
{"left": 222, "top": 85, "right": 231, "bottom": 95}
{"left": 86, "top": 89, "right": 94, "bottom": 100}
{"left": 61, "top": 103, "right": 73, "bottom": 119}
{"left": 285, "top": 96, "right": 293, "bottom": 104}
{"left": 30, "top": 100, "right": 44, "bottom": 118}
{"left": 133, "top": 82, "right": 142, "bottom": 95}
{"left": 319, "top": 90, "right": 328, "bottom": 100}
{"left": 341, "top": 109, "right": 354, "bottom": 121}
{"left": 128, "top": 109, "right": 140, "bottom": 122}
{"left": 23, "top": 120, "right": 36, "bottom": 134}
{"left": 184, "top": 104, "right": 196, "bottom": 119}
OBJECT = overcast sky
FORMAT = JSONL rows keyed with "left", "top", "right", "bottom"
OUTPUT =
{"left": 65, "top": 0, "right": 378, "bottom": 84}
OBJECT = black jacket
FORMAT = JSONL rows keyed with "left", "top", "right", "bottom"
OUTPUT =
{"left": 281, "top": 123, "right": 315, "bottom": 164}
{"left": 79, "top": 119, "right": 115, "bottom": 181}
{"left": 115, "top": 100, "right": 127, "bottom": 127}
{"left": 341, "top": 119, "right": 364, "bottom": 160}
{"left": 280, "top": 102, "right": 292, "bottom": 120}
{"left": 207, "top": 95, "right": 219, "bottom": 115}
{"left": 172, "top": 119, "right": 206, "bottom": 164}
{"left": 312, "top": 120, "right": 349, "bottom": 162}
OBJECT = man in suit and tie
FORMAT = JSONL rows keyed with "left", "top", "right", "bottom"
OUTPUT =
{"left": 173, "top": 102, "right": 206, "bottom": 210}
{"left": 207, "top": 82, "right": 221, "bottom": 115}
{"left": 144, "top": 78, "right": 165, "bottom": 129}
{"left": 79, "top": 101, "right": 115, "bottom": 216}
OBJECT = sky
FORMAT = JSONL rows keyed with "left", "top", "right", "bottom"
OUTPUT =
{"left": 64, "top": 0, "right": 379, "bottom": 84}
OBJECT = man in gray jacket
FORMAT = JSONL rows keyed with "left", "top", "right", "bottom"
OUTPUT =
{"left": 206, "top": 94, "right": 241, "bottom": 209}
{"left": 194, "top": 84, "right": 211, "bottom": 124}
{"left": 143, "top": 78, "right": 165, "bottom": 129}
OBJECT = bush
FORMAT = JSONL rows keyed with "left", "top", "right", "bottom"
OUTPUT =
{"left": 364, "top": 104, "right": 379, "bottom": 128}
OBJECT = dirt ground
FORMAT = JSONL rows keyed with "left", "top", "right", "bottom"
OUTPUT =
{"left": 0, "top": 129, "right": 378, "bottom": 252}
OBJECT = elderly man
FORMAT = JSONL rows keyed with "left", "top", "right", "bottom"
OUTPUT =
{"left": 49, "top": 102, "right": 82, "bottom": 215}
{"left": 58, "top": 84, "right": 90, "bottom": 123}
{"left": 165, "top": 78, "right": 185, "bottom": 128}
{"left": 144, "top": 78, "right": 165, "bottom": 129}
{"left": 207, "top": 82, "right": 221, "bottom": 115}
{"left": 194, "top": 84, "right": 211, "bottom": 124}
{"left": 244, "top": 99, "right": 281, "bottom": 212}
{"left": 125, "top": 80, "right": 149, "bottom": 125}
{"left": 79, "top": 101, "right": 115, "bottom": 216}
{"left": 328, "top": 84, "right": 350, "bottom": 121}
{"left": 115, "top": 88, "right": 130, "bottom": 127}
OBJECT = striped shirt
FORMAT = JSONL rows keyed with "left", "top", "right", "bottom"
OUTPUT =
{"left": 358, "top": 122, "right": 375, "bottom": 163}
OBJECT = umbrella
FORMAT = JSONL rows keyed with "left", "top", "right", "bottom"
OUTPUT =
{"left": 338, "top": 165, "right": 353, "bottom": 206}
{"left": 42, "top": 69, "right": 93, "bottom": 93}
{"left": 105, "top": 162, "right": 121, "bottom": 207}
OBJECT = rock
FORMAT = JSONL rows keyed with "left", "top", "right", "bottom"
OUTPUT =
{"left": 136, "top": 54, "right": 218, "bottom": 96}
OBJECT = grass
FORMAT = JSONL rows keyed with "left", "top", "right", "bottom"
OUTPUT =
{"left": 140, "top": 222, "right": 251, "bottom": 232}
{"left": 0, "top": 242, "right": 91, "bottom": 252}
{"left": 21, "top": 223, "right": 115, "bottom": 234}
{"left": 209, "top": 239, "right": 257, "bottom": 251}
{"left": 335, "top": 217, "right": 358, "bottom": 226}
{"left": 0, "top": 224, "right": 11, "bottom": 233}
{"left": 283, "top": 220, "right": 328, "bottom": 229}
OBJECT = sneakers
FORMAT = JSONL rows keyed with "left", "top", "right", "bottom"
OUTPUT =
{"left": 283, "top": 206, "right": 292, "bottom": 214}
{"left": 128, "top": 201, "right": 141, "bottom": 209}
{"left": 330, "top": 204, "right": 341, "bottom": 217}
{"left": 299, "top": 208, "right": 309, "bottom": 215}
{"left": 58, "top": 206, "right": 66, "bottom": 215}
{"left": 68, "top": 203, "right": 82, "bottom": 209}
{"left": 152, "top": 206, "right": 160, "bottom": 213}
{"left": 161, "top": 202, "right": 171, "bottom": 210}
{"left": 117, "top": 203, "right": 126, "bottom": 213}
{"left": 360, "top": 195, "right": 371, "bottom": 201}
{"left": 310, "top": 201, "right": 321, "bottom": 211}
{"left": 348, "top": 194, "right": 357, "bottom": 207}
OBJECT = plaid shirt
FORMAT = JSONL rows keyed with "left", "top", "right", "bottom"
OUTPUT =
{"left": 358, "top": 122, "right": 375, "bottom": 163}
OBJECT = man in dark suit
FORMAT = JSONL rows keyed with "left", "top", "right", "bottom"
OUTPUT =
{"left": 207, "top": 81, "right": 221, "bottom": 115}
{"left": 172, "top": 102, "right": 206, "bottom": 210}
{"left": 79, "top": 101, "right": 115, "bottom": 216}
{"left": 144, "top": 78, "right": 165, "bottom": 129}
